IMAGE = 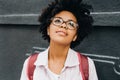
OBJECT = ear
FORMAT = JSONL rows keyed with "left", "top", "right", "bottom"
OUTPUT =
{"left": 47, "top": 27, "right": 50, "bottom": 35}
{"left": 73, "top": 35, "right": 77, "bottom": 41}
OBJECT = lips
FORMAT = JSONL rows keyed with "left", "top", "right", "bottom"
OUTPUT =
{"left": 56, "top": 30, "right": 67, "bottom": 36}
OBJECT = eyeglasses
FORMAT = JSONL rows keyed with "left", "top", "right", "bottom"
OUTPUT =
{"left": 51, "top": 17, "right": 79, "bottom": 30}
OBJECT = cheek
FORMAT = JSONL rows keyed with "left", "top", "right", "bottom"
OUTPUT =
{"left": 47, "top": 26, "right": 56, "bottom": 37}
{"left": 47, "top": 24, "right": 53, "bottom": 34}
{"left": 69, "top": 30, "right": 77, "bottom": 38}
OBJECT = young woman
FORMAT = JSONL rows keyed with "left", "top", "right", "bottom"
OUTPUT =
{"left": 20, "top": 0, "right": 98, "bottom": 80}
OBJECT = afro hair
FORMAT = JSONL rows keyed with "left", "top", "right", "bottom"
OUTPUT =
{"left": 38, "top": 0, "right": 94, "bottom": 48}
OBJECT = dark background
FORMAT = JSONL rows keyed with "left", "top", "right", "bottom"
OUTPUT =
{"left": 0, "top": 0, "right": 120, "bottom": 80}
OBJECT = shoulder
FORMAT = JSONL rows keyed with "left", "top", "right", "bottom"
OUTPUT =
{"left": 22, "top": 49, "right": 48, "bottom": 66}
{"left": 87, "top": 57, "right": 95, "bottom": 66}
{"left": 87, "top": 57, "right": 98, "bottom": 80}
{"left": 75, "top": 51, "right": 95, "bottom": 67}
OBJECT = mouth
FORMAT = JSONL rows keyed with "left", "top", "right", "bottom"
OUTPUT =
{"left": 56, "top": 30, "right": 67, "bottom": 36}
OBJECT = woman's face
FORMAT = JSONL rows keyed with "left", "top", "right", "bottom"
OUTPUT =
{"left": 47, "top": 11, "right": 78, "bottom": 46}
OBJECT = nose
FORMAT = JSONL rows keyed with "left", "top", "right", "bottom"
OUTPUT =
{"left": 60, "top": 22, "right": 68, "bottom": 30}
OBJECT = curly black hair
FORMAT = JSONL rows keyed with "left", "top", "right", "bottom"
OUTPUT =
{"left": 38, "top": 0, "right": 94, "bottom": 48}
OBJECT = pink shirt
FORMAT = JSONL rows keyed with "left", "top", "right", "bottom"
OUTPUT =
{"left": 20, "top": 48, "right": 98, "bottom": 80}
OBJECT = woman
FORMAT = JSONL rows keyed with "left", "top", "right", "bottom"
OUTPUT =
{"left": 20, "top": 0, "right": 98, "bottom": 80}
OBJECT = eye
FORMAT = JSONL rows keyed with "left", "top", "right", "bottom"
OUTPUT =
{"left": 68, "top": 21, "right": 75, "bottom": 27}
{"left": 53, "top": 18, "right": 63, "bottom": 24}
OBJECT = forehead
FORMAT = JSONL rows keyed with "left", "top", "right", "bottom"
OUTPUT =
{"left": 54, "top": 11, "right": 77, "bottom": 22}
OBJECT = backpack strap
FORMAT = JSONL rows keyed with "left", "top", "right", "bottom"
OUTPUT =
{"left": 77, "top": 53, "right": 89, "bottom": 80}
{"left": 27, "top": 52, "right": 88, "bottom": 80}
{"left": 27, "top": 53, "right": 39, "bottom": 80}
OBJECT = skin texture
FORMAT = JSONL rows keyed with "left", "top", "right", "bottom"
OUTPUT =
{"left": 47, "top": 11, "right": 78, "bottom": 74}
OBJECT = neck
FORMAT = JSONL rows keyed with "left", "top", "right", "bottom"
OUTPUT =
{"left": 48, "top": 41, "right": 70, "bottom": 60}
